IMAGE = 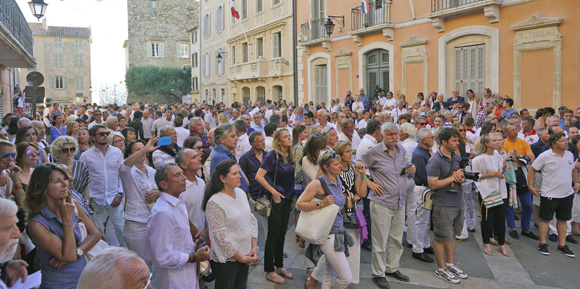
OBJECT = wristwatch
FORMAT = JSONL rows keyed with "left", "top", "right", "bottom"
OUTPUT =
{"left": 574, "top": 183, "right": 580, "bottom": 186}
{"left": 76, "top": 248, "right": 84, "bottom": 258}
{"left": 316, "top": 201, "right": 321, "bottom": 209}
{"left": 189, "top": 252, "right": 197, "bottom": 263}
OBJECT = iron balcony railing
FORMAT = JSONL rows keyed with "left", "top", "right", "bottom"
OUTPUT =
{"left": 300, "top": 18, "right": 327, "bottom": 43}
{"left": 0, "top": 0, "right": 33, "bottom": 56}
{"left": 431, "top": 0, "right": 484, "bottom": 12}
{"left": 351, "top": 0, "right": 391, "bottom": 31}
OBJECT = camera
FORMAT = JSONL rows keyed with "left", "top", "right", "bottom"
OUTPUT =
{"left": 459, "top": 157, "right": 479, "bottom": 182}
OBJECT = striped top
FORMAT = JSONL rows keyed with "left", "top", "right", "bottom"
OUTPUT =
{"left": 70, "top": 160, "right": 90, "bottom": 195}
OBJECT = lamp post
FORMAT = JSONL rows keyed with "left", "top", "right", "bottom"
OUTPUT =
{"left": 323, "top": 16, "right": 344, "bottom": 37}
{"left": 28, "top": 0, "right": 48, "bottom": 21}
{"left": 182, "top": 66, "right": 188, "bottom": 74}
{"left": 216, "top": 51, "right": 228, "bottom": 64}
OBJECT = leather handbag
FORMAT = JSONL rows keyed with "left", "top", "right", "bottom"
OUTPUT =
{"left": 422, "top": 189, "right": 434, "bottom": 210}
{"left": 254, "top": 152, "right": 279, "bottom": 218}
{"left": 295, "top": 177, "right": 340, "bottom": 245}
{"left": 342, "top": 194, "right": 358, "bottom": 229}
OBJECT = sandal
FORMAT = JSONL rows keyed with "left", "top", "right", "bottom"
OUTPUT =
{"left": 277, "top": 268, "right": 294, "bottom": 279}
{"left": 296, "top": 235, "right": 306, "bottom": 248}
{"left": 266, "top": 273, "right": 287, "bottom": 284}
{"left": 498, "top": 248, "right": 511, "bottom": 257}
{"left": 483, "top": 248, "right": 493, "bottom": 256}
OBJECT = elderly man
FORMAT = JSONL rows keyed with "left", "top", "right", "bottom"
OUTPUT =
{"left": 152, "top": 125, "right": 182, "bottom": 168}
{"left": 80, "top": 125, "right": 126, "bottom": 247}
{"left": 338, "top": 118, "right": 361, "bottom": 153}
{"left": 147, "top": 164, "right": 211, "bottom": 288}
{"left": 446, "top": 89, "right": 465, "bottom": 107}
{"left": 361, "top": 122, "right": 415, "bottom": 288}
{"left": 105, "top": 115, "right": 120, "bottom": 132}
{"left": 358, "top": 88, "right": 369, "bottom": 110}
{"left": 316, "top": 109, "right": 334, "bottom": 130}
{"left": 0, "top": 199, "right": 28, "bottom": 288}
{"left": 188, "top": 117, "right": 210, "bottom": 148}
{"left": 176, "top": 149, "right": 207, "bottom": 240}
{"left": 78, "top": 247, "right": 153, "bottom": 289}
{"left": 210, "top": 123, "right": 248, "bottom": 191}
{"left": 251, "top": 112, "right": 265, "bottom": 134}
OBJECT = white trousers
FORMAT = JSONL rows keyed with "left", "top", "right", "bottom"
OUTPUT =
{"left": 412, "top": 186, "right": 432, "bottom": 253}
{"left": 311, "top": 234, "right": 352, "bottom": 289}
{"left": 405, "top": 179, "right": 417, "bottom": 246}
{"left": 370, "top": 202, "right": 404, "bottom": 277}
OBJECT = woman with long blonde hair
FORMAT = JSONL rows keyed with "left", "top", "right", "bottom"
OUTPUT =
{"left": 255, "top": 128, "right": 295, "bottom": 284}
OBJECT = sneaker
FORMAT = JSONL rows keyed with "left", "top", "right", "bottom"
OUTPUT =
{"left": 435, "top": 268, "right": 460, "bottom": 284}
{"left": 446, "top": 264, "right": 468, "bottom": 279}
{"left": 538, "top": 243, "right": 550, "bottom": 256}
{"left": 557, "top": 245, "right": 576, "bottom": 258}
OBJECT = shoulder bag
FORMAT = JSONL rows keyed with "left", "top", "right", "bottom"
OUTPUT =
{"left": 295, "top": 176, "right": 340, "bottom": 245}
{"left": 254, "top": 153, "right": 278, "bottom": 218}
{"left": 75, "top": 206, "right": 108, "bottom": 261}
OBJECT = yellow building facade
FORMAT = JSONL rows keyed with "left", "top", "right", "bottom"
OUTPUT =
{"left": 297, "top": 0, "right": 580, "bottom": 110}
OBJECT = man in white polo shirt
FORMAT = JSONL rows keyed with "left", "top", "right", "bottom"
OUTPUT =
{"left": 529, "top": 132, "right": 580, "bottom": 258}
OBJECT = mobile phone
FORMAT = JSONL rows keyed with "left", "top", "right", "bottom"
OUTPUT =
{"left": 157, "top": 137, "right": 172, "bottom": 146}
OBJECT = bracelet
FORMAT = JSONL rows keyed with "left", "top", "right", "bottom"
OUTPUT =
{"left": 13, "top": 182, "right": 22, "bottom": 191}
{"left": 189, "top": 252, "right": 197, "bottom": 263}
{"left": 575, "top": 183, "right": 580, "bottom": 186}
{"left": 361, "top": 175, "right": 368, "bottom": 179}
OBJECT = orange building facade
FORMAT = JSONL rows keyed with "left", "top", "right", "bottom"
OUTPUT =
{"left": 296, "top": 0, "right": 580, "bottom": 111}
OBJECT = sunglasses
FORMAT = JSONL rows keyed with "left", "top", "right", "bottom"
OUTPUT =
{"left": 417, "top": 122, "right": 427, "bottom": 125}
{"left": 26, "top": 150, "right": 40, "bottom": 157}
{"left": 312, "top": 133, "right": 321, "bottom": 139}
{"left": 458, "top": 129, "right": 466, "bottom": 132}
{"left": 2, "top": 153, "right": 15, "bottom": 159}
{"left": 96, "top": 131, "right": 110, "bottom": 137}
{"left": 61, "top": 147, "right": 77, "bottom": 154}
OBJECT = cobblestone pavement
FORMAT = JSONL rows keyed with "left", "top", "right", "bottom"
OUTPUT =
{"left": 207, "top": 220, "right": 580, "bottom": 289}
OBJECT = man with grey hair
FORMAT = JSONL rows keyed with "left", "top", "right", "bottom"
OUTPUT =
{"left": 210, "top": 123, "right": 249, "bottom": 191}
{"left": 16, "top": 117, "right": 29, "bottom": 129}
{"left": 152, "top": 125, "right": 181, "bottom": 168}
{"left": 78, "top": 247, "right": 153, "bottom": 289}
{"left": 188, "top": 117, "right": 210, "bottom": 148}
{"left": 234, "top": 119, "right": 251, "bottom": 161}
{"left": 176, "top": 148, "right": 207, "bottom": 241}
{"left": 268, "top": 113, "right": 281, "bottom": 128}
{"left": 360, "top": 122, "right": 415, "bottom": 288}
{"left": 0, "top": 199, "right": 28, "bottom": 288}
{"left": 337, "top": 118, "right": 361, "bottom": 152}
{"left": 410, "top": 128, "right": 435, "bottom": 263}
{"left": 105, "top": 116, "right": 119, "bottom": 132}
{"left": 251, "top": 111, "right": 265, "bottom": 134}
{"left": 316, "top": 109, "right": 334, "bottom": 130}
{"left": 147, "top": 163, "right": 210, "bottom": 288}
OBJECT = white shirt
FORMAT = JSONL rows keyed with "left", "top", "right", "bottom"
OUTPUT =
{"left": 183, "top": 177, "right": 206, "bottom": 233}
{"left": 204, "top": 113, "right": 217, "bottom": 131}
{"left": 265, "top": 136, "right": 273, "bottom": 152}
{"left": 236, "top": 133, "right": 251, "bottom": 161}
{"left": 147, "top": 192, "right": 198, "bottom": 289}
{"left": 400, "top": 138, "right": 418, "bottom": 163}
{"left": 357, "top": 119, "right": 369, "bottom": 130}
{"left": 472, "top": 151, "right": 507, "bottom": 199}
{"left": 142, "top": 117, "right": 154, "bottom": 139}
{"left": 338, "top": 131, "right": 361, "bottom": 154}
{"left": 80, "top": 146, "right": 123, "bottom": 206}
{"left": 152, "top": 149, "right": 177, "bottom": 168}
{"left": 330, "top": 105, "right": 341, "bottom": 113}
{"left": 532, "top": 149, "right": 575, "bottom": 198}
{"left": 355, "top": 134, "right": 378, "bottom": 164}
{"left": 87, "top": 119, "right": 104, "bottom": 129}
{"left": 391, "top": 107, "right": 408, "bottom": 122}
{"left": 383, "top": 98, "right": 397, "bottom": 111}
{"left": 378, "top": 96, "right": 387, "bottom": 106}
{"left": 466, "top": 129, "right": 478, "bottom": 145}
{"left": 175, "top": 126, "right": 190, "bottom": 148}
{"left": 518, "top": 130, "right": 539, "bottom": 145}
{"left": 119, "top": 163, "right": 157, "bottom": 223}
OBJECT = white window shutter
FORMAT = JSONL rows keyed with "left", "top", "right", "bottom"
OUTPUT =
{"left": 50, "top": 76, "right": 55, "bottom": 89}
{"left": 221, "top": 7, "right": 225, "bottom": 30}
{"left": 159, "top": 43, "right": 165, "bottom": 57}
{"left": 64, "top": 76, "right": 68, "bottom": 89}
{"left": 177, "top": 43, "right": 181, "bottom": 57}
{"left": 146, "top": 41, "right": 152, "bottom": 57}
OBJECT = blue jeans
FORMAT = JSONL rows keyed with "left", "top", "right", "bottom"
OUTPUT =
{"left": 506, "top": 191, "right": 532, "bottom": 232}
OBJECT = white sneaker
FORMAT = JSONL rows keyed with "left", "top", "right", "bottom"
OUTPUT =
{"left": 446, "top": 264, "right": 468, "bottom": 279}
{"left": 435, "top": 268, "right": 460, "bottom": 284}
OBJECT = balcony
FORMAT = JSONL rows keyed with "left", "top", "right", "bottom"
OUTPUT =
{"left": 428, "top": 0, "right": 502, "bottom": 32}
{"left": 0, "top": 0, "right": 35, "bottom": 68}
{"left": 299, "top": 18, "right": 331, "bottom": 54}
{"left": 350, "top": 0, "right": 394, "bottom": 45}
{"left": 229, "top": 59, "right": 268, "bottom": 81}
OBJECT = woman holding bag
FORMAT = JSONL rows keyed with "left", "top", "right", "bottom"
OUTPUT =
{"left": 472, "top": 133, "right": 510, "bottom": 257}
{"left": 255, "top": 128, "right": 295, "bottom": 285}
{"left": 297, "top": 149, "right": 354, "bottom": 289}
{"left": 26, "top": 163, "right": 101, "bottom": 288}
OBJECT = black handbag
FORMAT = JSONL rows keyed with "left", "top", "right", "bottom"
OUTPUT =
{"left": 254, "top": 152, "right": 279, "bottom": 217}
{"left": 342, "top": 194, "right": 358, "bottom": 229}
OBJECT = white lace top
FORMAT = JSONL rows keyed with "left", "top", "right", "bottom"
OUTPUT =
{"left": 206, "top": 188, "right": 258, "bottom": 263}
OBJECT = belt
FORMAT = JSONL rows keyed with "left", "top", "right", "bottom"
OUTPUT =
{"left": 415, "top": 183, "right": 428, "bottom": 187}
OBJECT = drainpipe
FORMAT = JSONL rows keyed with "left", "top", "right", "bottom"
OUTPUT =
{"left": 292, "top": 0, "right": 298, "bottom": 106}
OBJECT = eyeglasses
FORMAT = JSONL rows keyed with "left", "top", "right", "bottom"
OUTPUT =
{"left": 458, "top": 129, "right": 466, "bottom": 132}
{"left": 96, "top": 131, "right": 110, "bottom": 137}
{"left": 2, "top": 153, "right": 15, "bottom": 159}
{"left": 61, "top": 147, "right": 77, "bottom": 154}
{"left": 495, "top": 130, "right": 503, "bottom": 133}
{"left": 94, "top": 114, "right": 102, "bottom": 116}
{"left": 143, "top": 272, "right": 153, "bottom": 289}
{"left": 193, "top": 146, "right": 202, "bottom": 151}
{"left": 26, "top": 150, "right": 40, "bottom": 157}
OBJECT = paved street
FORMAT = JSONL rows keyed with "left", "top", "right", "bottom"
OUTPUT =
{"left": 208, "top": 217, "right": 580, "bottom": 289}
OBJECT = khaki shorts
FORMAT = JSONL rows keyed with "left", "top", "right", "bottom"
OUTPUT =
{"left": 432, "top": 205, "right": 464, "bottom": 242}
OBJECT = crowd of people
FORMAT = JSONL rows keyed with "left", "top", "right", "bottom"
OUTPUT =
{"left": 0, "top": 87, "right": 579, "bottom": 289}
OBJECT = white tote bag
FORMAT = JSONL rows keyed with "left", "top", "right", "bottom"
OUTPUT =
{"left": 75, "top": 206, "right": 109, "bottom": 261}
{"left": 295, "top": 176, "right": 340, "bottom": 245}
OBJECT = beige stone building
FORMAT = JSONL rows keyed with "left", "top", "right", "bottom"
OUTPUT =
{"left": 18, "top": 20, "right": 92, "bottom": 105}
{"left": 187, "top": 25, "right": 201, "bottom": 103}
{"left": 199, "top": 0, "right": 229, "bottom": 104}
{"left": 0, "top": 0, "right": 35, "bottom": 117}
{"left": 226, "top": 0, "right": 294, "bottom": 105}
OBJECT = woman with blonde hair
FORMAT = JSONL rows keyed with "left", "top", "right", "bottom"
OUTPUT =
{"left": 218, "top": 112, "right": 230, "bottom": 125}
{"left": 75, "top": 128, "right": 92, "bottom": 160}
{"left": 255, "top": 128, "right": 295, "bottom": 284}
{"left": 108, "top": 132, "right": 125, "bottom": 151}
{"left": 26, "top": 164, "right": 101, "bottom": 288}
{"left": 66, "top": 121, "right": 79, "bottom": 139}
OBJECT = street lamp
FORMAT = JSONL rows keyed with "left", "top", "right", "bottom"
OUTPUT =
{"left": 182, "top": 66, "right": 188, "bottom": 74}
{"left": 28, "top": 0, "right": 48, "bottom": 21}
{"left": 216, "top": 51, "right": 228, "bottom": 64}
{"left": 323, "top": 16, "right": 345, "bottom": 37}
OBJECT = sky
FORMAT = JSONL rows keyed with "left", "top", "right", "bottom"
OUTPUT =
{"left": 16, "top": 0, "right": 129, "bottom": 104}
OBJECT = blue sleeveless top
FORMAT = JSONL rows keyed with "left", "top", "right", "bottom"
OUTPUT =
{"left": 316, "top": 174, "right": 345, "bottom": 228}
{"left": 28, "top": 207, "right": 87, "bottom": 289}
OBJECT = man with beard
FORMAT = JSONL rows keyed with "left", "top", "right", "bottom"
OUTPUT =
{"left": 0, "top": 199, "right": 28, "bottom": 288}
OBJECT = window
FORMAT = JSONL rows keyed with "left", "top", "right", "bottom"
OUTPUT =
{"left": 215, "top": 5, "right": 224, "bottom": 31}
{"left": 256, "top": 0, "right": 263, "bottom": 12}
{"left": 177, "top": 42, "right": 189, "bottom": 58}
{"left": 314, "top": 64, "right": 328, "bottom": 104}
{"left": 151, "top": 0, "right": 157, "bottom": 9}
{"left": 242, "top": 0, "right": 248, "bottom": 19}
{"left": 54, "top": 38, "right": 62, "bottom": 47}
{"left": 232, "top": 46, "right": 236, "bottom": 65}
{"left": 74, "top": 54, "right": 83, "bottom": 67}
{"left": 273, "top": 0, "right": 281, "bottom": 5}
{"left": 242, "top": 42, "right": 248, "bottom": 63}
{"left": 192, "top": 31, "right": 198, "bottom": 44}
{"left": 75, "top": 76, "right": 84, "bottom": 89}
{"left": 193, "top": 77, "right": 198, "bottom": 92}
{"left": 147, "top": 41, "right": 164, "bottom": 57}
{"left": 203, "top": 14, "right": 211, "bottom": 38}
{"left": 54, "top": 53, "right": 63, "bottom": 67}
{"left": 55, "top": 76, "right": 65, "bottom": 89}
{"left": 256, "top": 38, "right": 263, "bottom": 58}
{"left": 273, "top": 32, "right": 282, "bottom": 58}
{"left": 75, "top": 40, "right": 82, "bottom": 49}
{"left": 192, "top": 53, "right": 198, "bottom": 67}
